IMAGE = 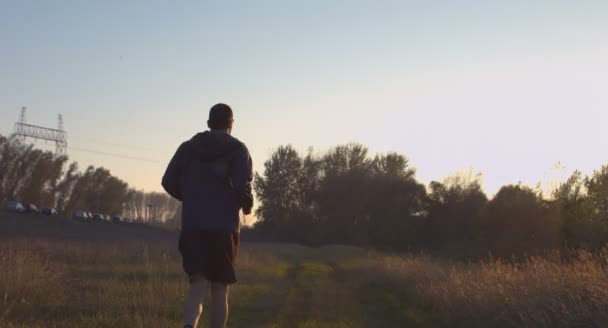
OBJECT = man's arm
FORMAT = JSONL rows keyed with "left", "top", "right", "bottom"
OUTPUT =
{"left": 231, "top": 144, "right": 254, "bottom": 214}
{"left": 162, "top": 142, "right": 189, "bottom": 201}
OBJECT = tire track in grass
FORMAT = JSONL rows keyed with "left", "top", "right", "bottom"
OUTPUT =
{"left": 228, "top": 258, "right": 291, "bottom": 328}
{"left": 355, "top": 281, "right": 437, "bottom": 327}
{"left": 333, "top": 254, "right": 439, "bottom": 328}
{"left": 276, "top": 259, "right": 364, "bottom": 328}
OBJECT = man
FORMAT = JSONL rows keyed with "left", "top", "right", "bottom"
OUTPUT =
{"left": 162, "top": 103, "right": 253, "bottom": 328}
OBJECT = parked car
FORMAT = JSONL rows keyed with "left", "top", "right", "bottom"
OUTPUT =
{"left": 92, "top": 213, "right": 105, "bottom": 222}
{"left": 24, "top": 203, "right": 39, "bottom": 213}
{"left": 73, "top": 210, "right": 88, "bottom": 222}
{"left": 111, "top": 216, "right": 123, "bottom": 224}
{"left": 5, "top": 201, "right": 25, "bottom": 213}
{"left": 41, "top": 208, "right": 58, "bottom": 216}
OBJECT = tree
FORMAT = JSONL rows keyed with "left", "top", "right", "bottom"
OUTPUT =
{"left": 19, "top": 152, "right": 67, "bottom": 207}
{"left": 64, "top": 166, "right": 129, "bottom": 216}
{"left": 371, "top": 152, "right": 416, "bottom": 179}
{"left": 553, "top": 171, "right": 586, "bottom": 249}
{"left": 55, "top": 162, "right": 80, "bottom": 214}
{"left": 253, "top": 145, "right": 304, "bottom": 240}
{"left": 0, "top": 137, "right": 24, "bottom": 202}
{"left": 483, "top": 185, "right": 559, "bottom": 256}
{"left": 580, "top": 166, "right": 608, "bottom": 248}
{"left": 426, "top": 172, "right": 488, "bottom": 254}
{"left": 314, "top": 144, "right": 374, "bottom": 244}
{"left": 3, "top": 142, "right": 38, "bottom": 201}
{"left": 0, "top": 135, "right": 9, "bottom": 202}
{"left": 362, "top": 153, "right": 426, "bottom": 249}
{"left": 585, "top": 165, "right": 608, "bottom": 222}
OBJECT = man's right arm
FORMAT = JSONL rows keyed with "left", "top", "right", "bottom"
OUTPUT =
{"left": 162, "top": 142, "right": 189, "bottom": 201}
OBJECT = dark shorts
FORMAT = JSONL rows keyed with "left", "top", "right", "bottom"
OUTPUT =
{"left": 178, "top": 229, "right": 240, "bottom": 285}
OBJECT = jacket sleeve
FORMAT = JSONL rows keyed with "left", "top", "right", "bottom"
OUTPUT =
{"left": 162, "top": 142, "right": 189, "bottom": 201}
{"left": 231, "top": 144, "right": 254, "bottom": 214}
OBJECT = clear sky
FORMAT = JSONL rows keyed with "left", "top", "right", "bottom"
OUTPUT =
{"left": 1, "top": 1, "right": 607, "bottom": 195}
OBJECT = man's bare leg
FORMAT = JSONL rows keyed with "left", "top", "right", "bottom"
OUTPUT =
{"left": 210, "top": 283, "right": 229, "bottom": 328}
{"left": 183, "top": 275, "right": 208, "bottom": 328}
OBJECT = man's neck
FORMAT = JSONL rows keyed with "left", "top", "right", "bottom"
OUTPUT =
{"left": 210, "top": 129, "right": 230, "bottom": 135}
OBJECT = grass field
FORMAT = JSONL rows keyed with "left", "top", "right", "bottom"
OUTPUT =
{"left": 2, "top": 212, "right": 608, "bottom": 328}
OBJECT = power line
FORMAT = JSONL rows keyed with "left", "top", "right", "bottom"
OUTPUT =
{"left": 68, "top": 146, "right": 163, "bottom": 164}
{"left": 70, "top": 135, "right": 157, "bottom": 151}
{"left": 10, "top": 107, "right": 167, "bottom": 166}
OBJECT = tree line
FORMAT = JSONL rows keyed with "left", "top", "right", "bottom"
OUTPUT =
{"left": 252, "top": 144, "right": 608, "bottom": 257}
{"left": 0, "top": 135, "right": 180, "bottom": 226}
{"left": 5, "top": 132, "right": 608, "bottom": 257}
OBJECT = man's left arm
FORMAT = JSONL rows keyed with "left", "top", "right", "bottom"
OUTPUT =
{"left": 231, "top": 144, "right": 254, "bottom": 214}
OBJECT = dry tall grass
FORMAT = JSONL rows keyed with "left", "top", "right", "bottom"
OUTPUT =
{"left": 2, "top": 237, "right": 608, "bottom": 327}
{"left": 346, "top": 251, "right": 608, "bottom": 328}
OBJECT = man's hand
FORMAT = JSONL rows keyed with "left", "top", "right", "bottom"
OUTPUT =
{"left": 241, "top": 193, "right": 253, "bottom": 215}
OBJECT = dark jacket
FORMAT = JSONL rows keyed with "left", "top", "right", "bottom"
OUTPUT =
{"left": 162, "top": 131, "right": 253, "bottom": 232}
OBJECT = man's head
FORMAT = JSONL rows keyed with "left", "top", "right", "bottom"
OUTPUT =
{"left": 207, "top": 103, "right": 234, "bottom": 133}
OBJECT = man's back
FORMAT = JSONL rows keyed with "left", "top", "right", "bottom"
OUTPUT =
{"left": 162, "top": 130, "right": 253, "bottom": 232}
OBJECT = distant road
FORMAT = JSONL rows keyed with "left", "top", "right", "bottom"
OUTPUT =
{"left": 0, "top": 210, "right": 177, "bottom": 241}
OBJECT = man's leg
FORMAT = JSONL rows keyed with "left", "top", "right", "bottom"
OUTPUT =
{"left": 183, "top": 274, "right": 209, "bottom": 328}
{"left": 210, "top": 282, "right": 229, "bottom": 328}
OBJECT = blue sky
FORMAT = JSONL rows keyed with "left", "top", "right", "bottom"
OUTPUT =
{"left": 1, "top": 1, "right": 607, "bottom": 195}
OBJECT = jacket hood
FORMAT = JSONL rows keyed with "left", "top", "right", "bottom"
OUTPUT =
{"left": 188, "top": 131, "right": 241, "bottom": 161}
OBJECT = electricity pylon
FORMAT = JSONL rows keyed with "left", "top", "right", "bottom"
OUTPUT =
{"left": 13, "top": 107, "right": 68, "bottom": 156}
